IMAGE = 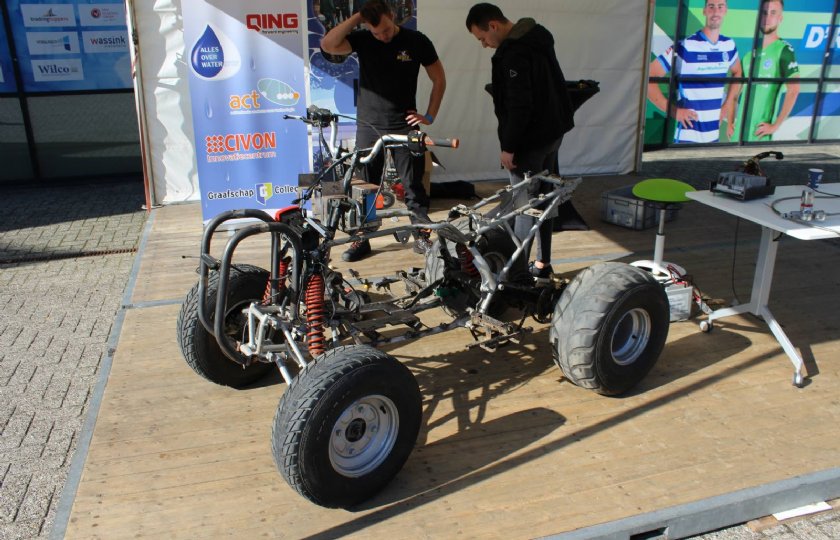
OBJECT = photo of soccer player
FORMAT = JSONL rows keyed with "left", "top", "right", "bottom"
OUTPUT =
{"left": 647, "top": 0, "right": 742, "bottom": 144}
{"left": 736, "top": 0, "right": 800, "bottom": 142}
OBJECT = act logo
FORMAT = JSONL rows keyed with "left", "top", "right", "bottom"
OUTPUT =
{"left": 256, "top": 183, "right": 273, "bottom": 205}
{"left": 257, "top": 79, "right": 300, "bottom": 106}
{"left": 230, "top": 90, "right": 262, "bottom": 111}
{"left": 246, "top": 13, "right": 300, "bottom": 34}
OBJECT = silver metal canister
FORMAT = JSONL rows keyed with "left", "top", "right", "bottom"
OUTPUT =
{"left": 800, "top": 189, "right": 814, "bottom": 220}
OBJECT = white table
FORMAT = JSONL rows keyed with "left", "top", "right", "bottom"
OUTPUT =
{"left": 687, "top": 184, "right": 840, "bottom": 387}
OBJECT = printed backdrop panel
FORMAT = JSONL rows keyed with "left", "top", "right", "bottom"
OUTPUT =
{"left": 646, "top": 0, "right": 839, "bottom": 145}
{"left": 6, "top": 0, "right": 130, "bottom": 91}
{"left": 183, "top": 0, "right": 309, "bottom": 221}
{"left": 0, "top": 8, "right": 17, "bottom": 92}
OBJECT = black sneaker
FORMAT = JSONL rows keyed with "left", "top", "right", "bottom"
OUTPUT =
{"left": 412, "top": 233, "right": 433, "bottom": 255}
{"left": 342, "top": 239, "right": 371, "bottom": 262}
{"left": 529, "top": 261, "right": 553, "bottom": 279}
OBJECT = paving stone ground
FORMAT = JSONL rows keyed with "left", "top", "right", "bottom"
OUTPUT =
{"left": 0, "top": 179, "right": 147, "bottom": 540}
{"left": 1, "top": 148, "right": 839, "bottom": 538}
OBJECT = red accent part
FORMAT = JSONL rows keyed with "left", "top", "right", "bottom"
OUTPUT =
{"left": 456, "top": 244, "right": 479, "bottom": 277}
{"left": 274, "top": 205, "right": 301, "bottom": 222}
{"left": 262, "top": 258, "right": 289, "bottom": 304}
{"left": 305, "top": 273, "right": 327, "bottom": 357}
{"left": 393, "top": 183, "right": 405, "bottom": 201}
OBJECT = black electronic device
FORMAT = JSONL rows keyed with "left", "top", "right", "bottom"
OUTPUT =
{"left": 710, "top": 151, "right": 783, "bottom": 200}
{"left": 710, "top": 172, "right": 776, "bottom": 200}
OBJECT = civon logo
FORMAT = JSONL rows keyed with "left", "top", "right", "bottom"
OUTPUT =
{"left": 203, "top": 131, "right": 278, "bottom": 163}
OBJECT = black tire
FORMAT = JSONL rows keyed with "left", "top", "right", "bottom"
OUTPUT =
{"left": 272, "top": 345, "right": 421, "bottom": 508}
{"left": 379, "top": 190, "right": 396, "bottom": 209}
{"left": 424, "top": 218, "right": 527, "bottom": 316}
{"left": 549, "top": 262, "right": 669, "bottom": 396}
{"left": 176, "top": 264, "right": 273, "bottom": 388}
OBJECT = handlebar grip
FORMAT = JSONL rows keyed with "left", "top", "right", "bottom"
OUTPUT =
{"left": 423, "top": 136, "right": 459, "bottom": 149}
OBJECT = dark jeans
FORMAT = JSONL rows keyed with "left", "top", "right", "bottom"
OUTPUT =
{"left": 355, "top": 125, "right": 430, "bottom": 227}
{"left": 509, "top": 135, "right": 564, "bottom": 263}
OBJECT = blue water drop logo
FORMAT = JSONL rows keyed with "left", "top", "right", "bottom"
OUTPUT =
{"left": 191, "top": 26, "right": 224, "bottom": 78}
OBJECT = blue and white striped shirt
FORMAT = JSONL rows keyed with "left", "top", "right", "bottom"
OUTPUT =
{"left": 657, "top": 30, "right": 739, "bottom": 143}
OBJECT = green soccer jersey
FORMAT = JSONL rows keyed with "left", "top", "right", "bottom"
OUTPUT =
{"left": 740, "top": 39, "right": 799, "bottom": 142}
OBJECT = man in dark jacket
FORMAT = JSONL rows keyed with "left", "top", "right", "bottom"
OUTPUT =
{"left": 466, "top": 3, "right": 574, "bottom": 278}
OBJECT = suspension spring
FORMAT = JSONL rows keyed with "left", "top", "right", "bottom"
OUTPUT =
{"left": 262, "top": 258, "right": 289, "bottom": 304}
{"left": 456, "top": 244, "right": 479, "bottom": 277}
{"left": 305, "top": 273, "right": 327, "bottom": 357}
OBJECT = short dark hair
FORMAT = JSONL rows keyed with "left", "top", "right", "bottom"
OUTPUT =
{"left": 360, "top": 0, "right": 393, "bottom": 26}
{"left": 762, "top": 0, "right": 783, "bottom": 6}
{"left": 465, "top": 3, "right": 508, "bottom": 31}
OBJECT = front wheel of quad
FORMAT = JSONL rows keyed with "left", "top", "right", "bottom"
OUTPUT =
{"left": 272, "top": 345, "right": 422, "bottom": 508}
{"left": 550, "top": 262, "right": 669, "bottom": 396}
{"left": 176, "top": 264, "right": 273, "bottom": 388}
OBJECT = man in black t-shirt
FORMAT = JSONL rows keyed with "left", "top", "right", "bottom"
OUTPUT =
{"left": 322, "top": 0, "right": 446, "bottom": 262}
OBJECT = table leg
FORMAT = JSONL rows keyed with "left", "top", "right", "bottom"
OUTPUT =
{"left": 704, "top": 226, "right": 805, "bottom": 387}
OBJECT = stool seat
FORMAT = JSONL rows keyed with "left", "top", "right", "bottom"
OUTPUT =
{"left": 632, "top": 178, "right": 695, "bottom": 204}
{"left": 630, "top": 178, "right": 695, "bottom": 280}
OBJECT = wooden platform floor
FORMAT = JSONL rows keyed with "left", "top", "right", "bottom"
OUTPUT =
{"left": 65, "top": 178, "right": 840, "bottom": 538}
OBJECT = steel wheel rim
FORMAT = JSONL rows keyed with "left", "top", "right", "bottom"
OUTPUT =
{"left": 329, "top": 394, "right": 399, "bottom": 478}
{"left": 611, "top": 308, "right": 651, "bottom": 366}
{"left": 225, "top": 299, "right": 255, "bottom": 339}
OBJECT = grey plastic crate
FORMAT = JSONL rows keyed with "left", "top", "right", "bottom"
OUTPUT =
{"left": 600, "top": 185, "right": 679, "bottom": 230}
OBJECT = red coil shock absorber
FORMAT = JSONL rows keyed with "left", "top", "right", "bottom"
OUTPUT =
{"left": 456, "top": 244, "right": 479, "bottom": 277}
{"left": 262, "top": 258, "right": 289, "bottom": 304}
{"left": 305, "top": 273, "right": 327, "bottom": 357}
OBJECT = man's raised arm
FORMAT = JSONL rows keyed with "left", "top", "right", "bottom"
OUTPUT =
{"left": 321, "top": 12, "right": 362, "bottom": 55}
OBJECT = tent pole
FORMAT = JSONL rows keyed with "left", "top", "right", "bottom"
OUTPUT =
{"left": 125, "top": 0, "right": 157, "bottom": 211}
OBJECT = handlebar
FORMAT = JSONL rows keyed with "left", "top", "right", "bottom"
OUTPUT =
{"left": 283, "top": 105, "right": 337, "bottom": 127}
{"left": 359, "top": 131, "right": 460, "bottom": 164}
{"left": 283, "top": 107, "right": 459, "bottom": 202}
{"left": 424, "top": 135, "right": 459, "bottom": 149}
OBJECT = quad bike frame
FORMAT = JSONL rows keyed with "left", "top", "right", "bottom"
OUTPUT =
{"left": 177, "top": 107, "right": 670, "bottom": 508}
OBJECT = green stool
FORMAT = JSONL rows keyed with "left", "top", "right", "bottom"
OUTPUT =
{"left": 630, "top": 178, "right": 695, "bottom": 278}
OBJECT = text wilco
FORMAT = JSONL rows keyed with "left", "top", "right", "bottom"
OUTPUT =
{"left": 37, "top": 63, "right": 78, "bottom": 75}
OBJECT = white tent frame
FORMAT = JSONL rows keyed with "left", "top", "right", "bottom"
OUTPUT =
{"left": 127, "top": 0, "right": 654, "bottom": 206}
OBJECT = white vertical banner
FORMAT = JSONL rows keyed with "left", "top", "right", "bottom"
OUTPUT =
{"left": 183, "top": 0, "right": 309, "bottom": 221}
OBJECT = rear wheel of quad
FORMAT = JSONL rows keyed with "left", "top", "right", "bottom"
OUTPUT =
{"left": 424, "top": 218, "right": 527, "bottom": 316}
{"left": 550, "top": 262, "right": 669, "bottom": 396}
{"left": 176, "top": 264, "right": 273, "bottom": 388}
{"left": 272, "top": 345, "right": 421, "bottom": 508}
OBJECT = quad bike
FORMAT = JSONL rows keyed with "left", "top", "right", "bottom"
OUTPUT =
{"left": 177, "top": 106, "right": 670, "bottom": 509}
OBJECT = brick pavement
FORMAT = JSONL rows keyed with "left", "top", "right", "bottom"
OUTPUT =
{"left": 2, "top": 147, "right": 840, "bottom": 538}
{"left": 0, "top": 179, "right": 146, "bottom": 540}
